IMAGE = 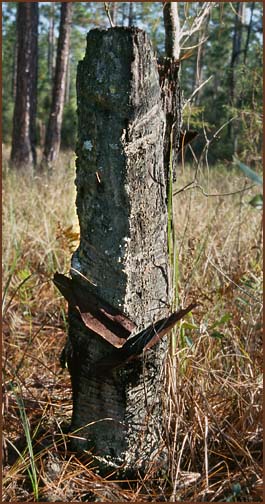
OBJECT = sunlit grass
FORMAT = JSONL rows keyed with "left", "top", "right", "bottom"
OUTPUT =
{"left": 3, "top": 146, "right": 78, "bottom": 280}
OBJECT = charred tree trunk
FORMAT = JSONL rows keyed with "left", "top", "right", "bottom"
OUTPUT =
{"left": 128, "top": 2, "right": 134, "bottom": 27}
{"left": 10, "top": 2, "right": 38, "bottom": 169}
{"left": 56, "top": 27, "right": 182, "bottom": 476}
{"left": 42, "top": 2, "right": 73, "bottom": 168}
{"left": 160, "top": 2, "right": 182, "bottom": 190}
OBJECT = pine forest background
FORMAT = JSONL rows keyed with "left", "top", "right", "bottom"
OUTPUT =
{"left": 2, "top": 1, "right": 263, "bottom": 165}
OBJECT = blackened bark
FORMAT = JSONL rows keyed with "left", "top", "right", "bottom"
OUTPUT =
{"left": 128, "top": 2, "right": 134, "bottom": 27}
{"left": 60, "top": 27, "right": 182, "bottom": 476}
{"left": 121, "top": 3, "right": 126, "bottom": 26}
{"left": 160, "top": 2, "right": 182, "bottom": 189}
{"left": 10, "top": 2, "right": 38, "bottom": 169}
{"left": 159, "top": 59, "right": 182, "bottom": 190}
{"left": 42, "top": 2, "right": 73, "bottom": 167}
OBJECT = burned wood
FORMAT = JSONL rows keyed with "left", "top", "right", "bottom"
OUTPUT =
{"left": 158, "top": 57, "right": 182, "bottom": 187}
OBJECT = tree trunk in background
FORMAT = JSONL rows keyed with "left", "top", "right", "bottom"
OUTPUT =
{"left": 42, "top": 2, "right": 72, "bottom": 168}
{"left": 161, "top": 2, "right": 182, "bottom": 189}
{"left": 47, "top": 2, "right": 55, "bottom": 80}
{"left": 12, "top": 37, "right": 18, "bottom": 101}
{"left": 128, "top": 2, "right": 134, "bottom": 27}
{"left": 163, "top": 2, "right": 180, "bottom": 60}
{"left": 62, "top": 27, "right": 180, "bottom": 476}
{"left": 243, "top": 2, "right": 255, "bottom": 64}
{"left": 65, "top": 56, "right": 71, "bottom": 104}
{"left": 228, "top": 2, "right": 243, "bottom": 143}
{"left": 10, "top": 2, "right": 38, "bottom": 169}
{"left": 12, "top": 7, "right": 18, "bottom": 101}
{"left": 121, "top": 3, "right": 126, "bottom": 26}
{"left": 229, "top": 2, "right": 244, "bottom": 105}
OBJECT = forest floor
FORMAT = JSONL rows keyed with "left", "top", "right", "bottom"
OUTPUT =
{"left": 2, "top": 146, "right": 263, "bottom": 502}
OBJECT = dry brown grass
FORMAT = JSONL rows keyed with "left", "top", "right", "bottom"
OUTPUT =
{"left": 2, "top": 146, "right": 263, "bottom": 501}
{"left": 164, "top": 164, "right": 263, "bottom": 501}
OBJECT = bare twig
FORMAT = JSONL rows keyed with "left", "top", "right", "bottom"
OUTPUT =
{"left": 183, "top": 75, "right": 213, "bottom": 107}
{"left": 2, "top": 274, "right": 33, "bottom": 318}
{"left": 207, "top": 117, "right": 236, "bottom": 144}
{"left": 180, "top": 3, "right": 216, "bottom": 44}
{"left": 180, "top": 36, "right": 208, "bottom": 51}
{"left": 173, "top": 181, "right": 256, "bottom": 197}
{"left": 199, "top": 117, "right": 237, "bottom": 172}
{"left": 104, "top": 3, "right": 114, "bottom": 28}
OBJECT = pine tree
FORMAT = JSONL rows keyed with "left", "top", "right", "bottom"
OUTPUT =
{"left": 10, "top": 2, "right": 38, "bottom": 168}
{"left": 41, "top": 2, "right": 73, "bottom": 168}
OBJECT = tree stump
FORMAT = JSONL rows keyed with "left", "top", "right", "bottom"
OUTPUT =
{"left": 57, "top": 27, "right": 182, "bottom": 476}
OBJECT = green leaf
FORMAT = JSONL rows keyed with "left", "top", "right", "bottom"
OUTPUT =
{"left": 185, "top": 335, "right": 193, "bottom": 347}
{"left": 232, "top": 483, "right": 241, "bottom": 495}
{"left": 236, "top": 296, "right": 250, "bottom": 305}
{"left": 248, "top": 194, "right": 263, "bottom": 209}
{"left": 18, "top": 267, "right": 32, "bottom": 281}
{"left": 210, "top": 313, "right": 232, "bottom": 329}
{"left": 233, "top": 157, "right": 263, "bottom": 185}
{"left": 210, "top": 331, "right": 225, "bottom": 339}
{"left": 181, "top": 321, "right": 198, "bottom": 330}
